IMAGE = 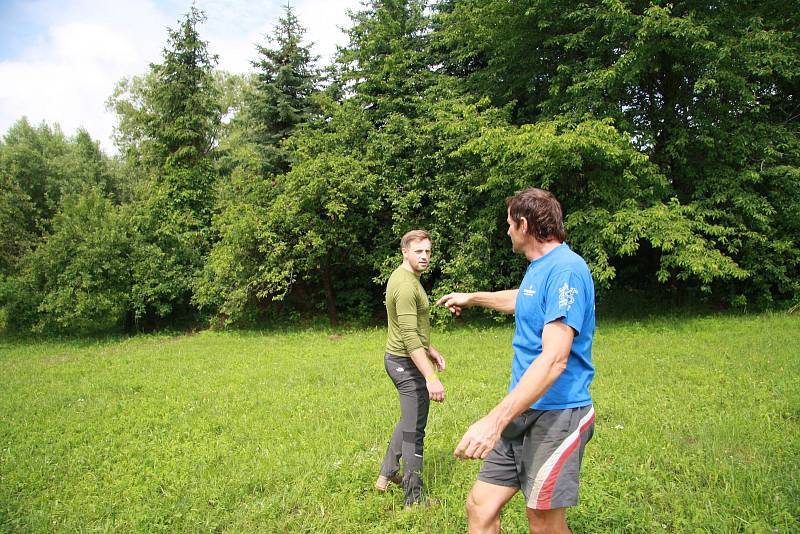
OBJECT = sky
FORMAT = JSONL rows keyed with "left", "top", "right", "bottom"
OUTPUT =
{"left": 0, "top": 0, "right": 363, "bottom": 154}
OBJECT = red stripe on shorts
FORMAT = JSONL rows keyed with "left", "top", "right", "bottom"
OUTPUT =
{"left": 535, "top": 411, "right": 596, "bottom": 509}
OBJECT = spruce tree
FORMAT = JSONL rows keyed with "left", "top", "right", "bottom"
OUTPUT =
{"left": 146, "top": 6, "right": 221, "bottom": 224}
{"left": 105, "top": 7, "right": 225, "bottom": 327}
{"left": 242, "top": 2, "right": 320, "bottom": 175}
{"left": 338, "top": 0, "right": 434, "bottom": 120}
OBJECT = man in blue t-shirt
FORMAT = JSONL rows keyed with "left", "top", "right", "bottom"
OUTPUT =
{"left": 437, "top": 187, "right": 595, "bottom": 534}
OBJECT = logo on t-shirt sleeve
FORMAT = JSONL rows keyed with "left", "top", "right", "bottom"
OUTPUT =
{"left": 523, "top": 285, "right": 536, "bottom": 297}
{"left": 558, "top": 282, "right": 578, "bottom": 309}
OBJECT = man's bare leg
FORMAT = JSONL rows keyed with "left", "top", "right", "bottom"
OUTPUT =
{"left": 466, "top": 480, "right": 518, "bottom": 534}
{"left": 526, "top": 507, "right": 571, "bottom": 534}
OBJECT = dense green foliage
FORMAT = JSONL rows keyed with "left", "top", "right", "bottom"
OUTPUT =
{"left": 194, "top": 5, "right": 328, "bottom": 324}
{"left": 1, "top": 314, "right": 798, "bottom": 531}
{"left": 0, "top": 120, "right": 116, "bottom": 274}
{"left": 112, "top": 6, "right": 222, "bottom": 328}
{"left": 1, "top": 1, "right": 798, "bottom": 332}
{"left": 436, "top": 0, "right": 800, "bottom": 305}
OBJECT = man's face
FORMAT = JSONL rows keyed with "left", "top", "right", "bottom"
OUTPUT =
{"left": 402, "top": 238, "right": 432, "bottom": 274}
{"left": 507, "top": 209, "right": 525, "bottom": 253}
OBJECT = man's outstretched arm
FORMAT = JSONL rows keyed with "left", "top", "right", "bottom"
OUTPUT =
{"left": 436, "top": 289, "right": 518, "bottom": 316}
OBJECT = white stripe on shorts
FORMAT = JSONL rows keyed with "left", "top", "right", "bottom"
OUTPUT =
{"left": 527, "top": 406, "right": 595, "bottom": 508}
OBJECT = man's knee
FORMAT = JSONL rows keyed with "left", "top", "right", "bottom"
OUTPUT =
{"left": 526, "top": 507, "right": 569, "bottom": 534}
{"left": 466, "top": 487, "right": 500, "bottom": 527}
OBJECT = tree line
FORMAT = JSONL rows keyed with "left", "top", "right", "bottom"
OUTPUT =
{"left": 1, "top": 0, "right": 798, "bottom": 333}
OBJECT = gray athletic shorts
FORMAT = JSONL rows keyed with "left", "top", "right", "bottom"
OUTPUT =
{"left": 477, "top": 405, "right": 595, "bottom": 510}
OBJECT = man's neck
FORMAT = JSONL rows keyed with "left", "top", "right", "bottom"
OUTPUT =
{"left": 401, "top": 262, "right": 421, "bottom": 276}
{"left": 525, "top": 239, "right": 562, "bottom": 261}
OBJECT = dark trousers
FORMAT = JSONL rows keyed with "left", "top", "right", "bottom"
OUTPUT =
{"left": 379, "top": 353, "right": 430, "bottom": 505}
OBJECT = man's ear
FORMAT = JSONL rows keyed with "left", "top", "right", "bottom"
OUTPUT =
{"left": 519, "top": 216, "right": 529, "bottom": 234}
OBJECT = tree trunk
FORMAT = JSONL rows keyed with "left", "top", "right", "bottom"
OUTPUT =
{"left": 322, "top": 251, "right": 338, "bottom": 325}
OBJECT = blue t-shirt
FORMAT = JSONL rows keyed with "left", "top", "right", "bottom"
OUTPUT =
{"left": 509, "top": 243, "right": 595, "bottom": 410}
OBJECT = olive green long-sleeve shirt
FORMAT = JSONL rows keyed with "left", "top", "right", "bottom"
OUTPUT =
{"left": 385, "top": 266, "right": 430, "bottom": 356}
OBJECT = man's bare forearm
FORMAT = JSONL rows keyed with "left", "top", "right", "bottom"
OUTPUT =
{"left": 453, "top": 321, "right": 574, "bottom": 459}
{"left": 486, "top": 322, "right": 573, "bottom": 426}
{"left": 467, "top": 290, "right": 518, "bottom": 314}
{"left": 408, "top": 347, "right": 437, "bottom": 379}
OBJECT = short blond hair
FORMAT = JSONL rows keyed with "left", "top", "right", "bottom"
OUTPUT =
{"left": 400, "top": 229, "right": 432, "bottom": 250}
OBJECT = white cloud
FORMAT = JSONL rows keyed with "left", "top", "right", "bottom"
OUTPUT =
{"left": 295, "top": 0, "right": 361, "bottom": 64}
{"left": 0, "top": 0, "right": 362, "bottom": 155}
{"left": 0, "top": 0, "right": 168, "bottom": 153}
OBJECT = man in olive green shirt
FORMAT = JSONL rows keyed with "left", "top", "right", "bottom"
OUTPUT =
{"left": 376, "top": 229, "right": 446, "bottom": 507}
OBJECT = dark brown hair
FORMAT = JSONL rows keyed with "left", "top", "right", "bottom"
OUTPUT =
{"left": 506, "top": 188, "right": 566, "bottom": 242}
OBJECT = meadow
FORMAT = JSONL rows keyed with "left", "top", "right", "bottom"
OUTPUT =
{"left": 1, "top": 312, "right": 798, "bottom": 533}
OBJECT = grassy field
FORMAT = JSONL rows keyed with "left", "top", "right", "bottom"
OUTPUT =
{"left": 1, "top": 312, "right": 798, "bottom": 533}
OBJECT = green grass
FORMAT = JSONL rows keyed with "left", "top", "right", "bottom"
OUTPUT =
{"left": 1, "top": 313, "right": 798, "bottom": 532}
